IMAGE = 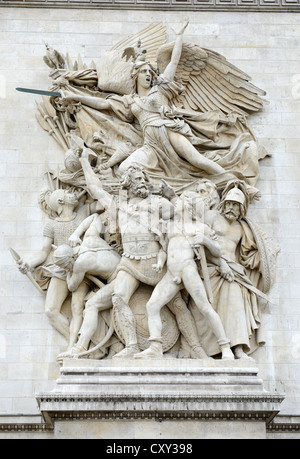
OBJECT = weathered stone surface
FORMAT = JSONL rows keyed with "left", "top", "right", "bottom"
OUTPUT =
{"left": 36, "top": 359, "right": 284, "bottom": 439}
{"left": 0, "top": 7, "right": 300, "bottom": 438}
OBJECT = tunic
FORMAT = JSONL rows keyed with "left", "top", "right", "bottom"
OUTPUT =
{"left": 34, "top": 205, "right": 90, "bottom": 284}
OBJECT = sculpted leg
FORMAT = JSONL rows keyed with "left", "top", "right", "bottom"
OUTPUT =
{"left": 58, "top": 282, "right": 115, "bottom": 360}
{"left": 168, "top": 130, "right": 225, "bottom": 176}
{"left": 168, "top": 293, "right": 210, "bottom": 359}
{"left": 76, "top": 281, "right": 115, "bottom": 350}
{"left": 44, "top": 277, "right": 70, "bottom": 341}
{"left": 181, "top": 265, "right": 234, "bottom": 360}
{"left": 68, "top": 281, "right": 90, "bottom": 350}
{"left": 111, "top": 271, "right": 140, "bottom": 359}
{"left": 134, "top": 272, "right": 180, "bottom": 359}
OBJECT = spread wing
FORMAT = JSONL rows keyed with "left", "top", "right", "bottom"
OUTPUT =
{"left": 156, "top": 42, "right": 268, "bottom": 116}
{"left": 111, "top": 22, "right": 167, "bottom": 65}
{"left": 97, "top": 22, "right": 168, "bottom": 95}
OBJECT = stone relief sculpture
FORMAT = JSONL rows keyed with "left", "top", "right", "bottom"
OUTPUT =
{"left": 17, "top": 188, "right": 100, "bottom": 351}
{"left": 186, "top": 179, "right": 276, "bottom": 361}
{"left": 134, "top": 187, "right": 235, "bottom": 361}
{"left": 12, "top": 20, "right": 279, "bottom": 363}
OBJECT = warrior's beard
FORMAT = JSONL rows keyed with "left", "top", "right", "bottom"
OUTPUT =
{"left": 223, "top": 208, "right": 240, "bottom": 221}
{"left": 130, "top": 183, "right": 150, "bottom": 198}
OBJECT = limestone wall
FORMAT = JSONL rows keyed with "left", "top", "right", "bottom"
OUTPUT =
{"left": 0, "top": 6, "right": 299, "bottom": 433}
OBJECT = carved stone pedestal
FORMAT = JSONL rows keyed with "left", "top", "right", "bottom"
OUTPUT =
{"left": 36, "top": 359, "right": 284, "bottom": 439}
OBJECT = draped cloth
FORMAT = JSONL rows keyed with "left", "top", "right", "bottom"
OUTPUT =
{"left": 32, "top": 206, "right": 90, "bottom": 290}
{"left": 105, "top": 93, "right": 263, "bottom": 193}
{"left": 189, "top": 218, "right": 278, "bottom": 356}
{"left": 65, "top": 76, "right": 266, "bottom": 195}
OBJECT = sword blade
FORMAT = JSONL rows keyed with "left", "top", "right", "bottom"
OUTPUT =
{"left": 195, "top": 245, "right": 214, "bottom": 304}
{"left": 16, "top": 87, "right": 61, "bottom": 98}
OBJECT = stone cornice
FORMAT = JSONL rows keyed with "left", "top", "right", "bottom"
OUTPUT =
{"left": 0, "top": 423, "right": 53, "bottom": 433}
{"left": 36, "top": 392, "right": 285, "bottom": 404}
{"left": 1, "top": 416, "right": 300, "bottom": 434}
{"left": 35, "top": 391, "right": 285, "bottom": 427}
{"left": 267, "top": 422, "right": 300, "bottom": 433}
{"left": 34, "top": 410, "right": 277, "bottom": 423}
{"left": 0, "top": 1, "right": 299, "bottom": 13}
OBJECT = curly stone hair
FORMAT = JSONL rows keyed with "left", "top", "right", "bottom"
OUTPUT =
{"left": 120, "top": 163, "right": 152, "bottom": 192}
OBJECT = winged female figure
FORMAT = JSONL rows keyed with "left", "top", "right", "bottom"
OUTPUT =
{"left": 55, "top": 20, "right": 267, "bottom": 196}
{"left": 14, "top": 20, "right": 277, "bottom": 362}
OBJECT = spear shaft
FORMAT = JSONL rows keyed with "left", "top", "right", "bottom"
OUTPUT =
{"left": 194, "top": 245, "right": 214, "bottom": 304}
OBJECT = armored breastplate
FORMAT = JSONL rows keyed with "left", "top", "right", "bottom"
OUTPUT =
{"left": 122, "top": 233, "right": 160, "bottom": 260}
{"left": 131, "top": 90, "right": 168, "bottom": 131}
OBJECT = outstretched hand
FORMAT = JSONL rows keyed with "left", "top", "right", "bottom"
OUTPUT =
{"left": 159, "top": 179, "right": 177, "bottom": 201}
{"left": 172, "top": 18, "right": 189, "bottom": 36}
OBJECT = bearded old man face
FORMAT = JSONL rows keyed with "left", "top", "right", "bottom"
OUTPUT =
{"left": 121, "top": 164, "right": 151, "bottom": 198}
{"left": 130, "top": 170, "right": 150, "bottom": 198}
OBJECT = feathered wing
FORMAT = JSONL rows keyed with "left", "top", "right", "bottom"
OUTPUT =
{"left": 97, "top": 50, "right": 135, "bottom": 95}
{"left": 97, "top": 23, "right": 167, "bottom": 95}
{"left": 111, "top": 22, "right": 167, "bottom": 64}
{"left": 156, "top": 42, "right": 268, "bottom": 116}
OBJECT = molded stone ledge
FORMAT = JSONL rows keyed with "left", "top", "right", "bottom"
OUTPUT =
{"left": 0, "top": 0, "right": 299, "bottom": 12}
{"left": 267, "top": 416, "right": 300, "bottom": 433}
{"left": 36, "top": 359, "right": 285, "bottom": 431}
